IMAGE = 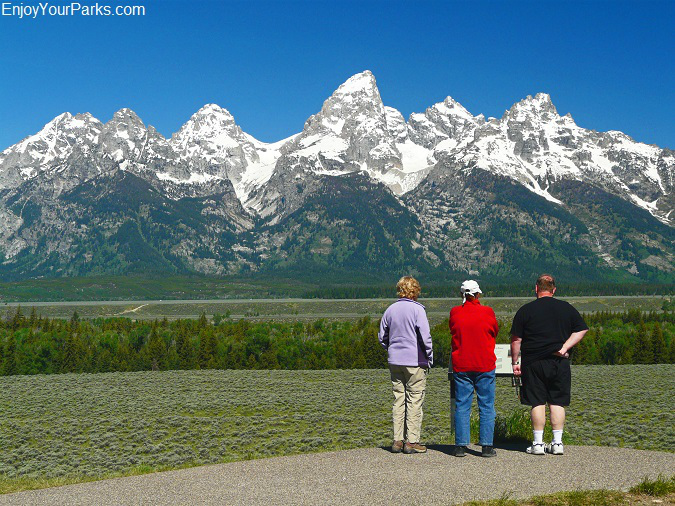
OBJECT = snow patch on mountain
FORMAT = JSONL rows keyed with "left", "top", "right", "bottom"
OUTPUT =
{"left": 238, "top": 134, "right": 296, "bottom": 202}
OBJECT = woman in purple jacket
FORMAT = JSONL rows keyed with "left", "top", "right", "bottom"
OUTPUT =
{"left": 378, "top": 276, "right": 434, "bottom": 454}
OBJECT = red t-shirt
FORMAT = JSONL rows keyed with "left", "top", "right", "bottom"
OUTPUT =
{"left": 449, "top": 300, "right": 499, "bottom": 372}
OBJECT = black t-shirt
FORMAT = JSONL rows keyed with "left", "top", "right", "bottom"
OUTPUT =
{"left": 510, "top": 297, "right": 588, "bottom": 365}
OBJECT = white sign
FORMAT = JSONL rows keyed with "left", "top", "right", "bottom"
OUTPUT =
{"left": 495, "top": 344, "right": 514, "bottom": 376}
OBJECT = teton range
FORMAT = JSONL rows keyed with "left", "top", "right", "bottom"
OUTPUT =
{"left": 0, "top": 71, "right": 672, "bottom": 282}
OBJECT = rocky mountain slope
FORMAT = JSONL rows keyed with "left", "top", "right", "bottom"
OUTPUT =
{"left": 0, "top": 71, "right": 672, "bottom": 282}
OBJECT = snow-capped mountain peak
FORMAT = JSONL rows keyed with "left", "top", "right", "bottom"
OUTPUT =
{"left": 506, "top": 92, "right": 559, "bottom": 121}
{"left": 0, "top": 73, "right": 671, "bottom": 225}
{"left": 44, "top": 111, "right": 73, "bottom": 128}
{"left": 105, "top": 108, "right": 148, "bottom": 135}
{"left": 0, "top": 111, "right": 105, "bottom": 188}
{"left": 276, "top": 71, "right": 405, "bottom": 190}
{"left": 408, "top": 95, "right": 480, "bottom": 153}
{"left": 433, "top": 96, "right": 475, "bottom": 122}
{"left": 171, "top": 103, "right": 242, "bottom": 152}
{"left": 195, "top": 103, "right": 233, "bottom": 116}
{"left": 333, "top": 70, "right": 379, "bottom": 99}
{"left": 165, "top": 103, "right": 294, "bottom": 203}
{"left": 100, "top": 108, "right": 162, "bottom": 165}
{"left": 14, "top": 111, "right": 103, "bottom": 155}
{"left": 307, "top": 70, "right": 386, "bottom": 132}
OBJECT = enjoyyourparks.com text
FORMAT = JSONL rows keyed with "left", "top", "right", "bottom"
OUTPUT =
{"left": 2, "top": 2, "right": 146, "bottom": 19}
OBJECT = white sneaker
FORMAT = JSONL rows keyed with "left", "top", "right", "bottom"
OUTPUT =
{"left": 547, "top": 442, "right": 564, "bottom": 455}
{"left": 526, "top": 442, "right": 546, "bottom": 455}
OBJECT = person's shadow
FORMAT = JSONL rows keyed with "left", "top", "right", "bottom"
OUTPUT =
{"left": 426, "top": 442, "right": 530, "bottom": 456}
{"left": 379, "top": 442, "right": 529, "bottom": 455}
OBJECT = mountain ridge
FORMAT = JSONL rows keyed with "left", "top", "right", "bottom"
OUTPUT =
{"left": 2, "top": 71, "right": 670, "bottom": 220}
{"left": 0, "top": 71, "right": 672, "bottom": 282}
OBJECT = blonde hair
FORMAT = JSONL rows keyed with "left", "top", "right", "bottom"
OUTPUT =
{"left": 397, "top": 276, "right": 421, "bottom": 300}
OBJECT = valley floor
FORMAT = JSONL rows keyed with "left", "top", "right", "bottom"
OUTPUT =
{"left": 1, "top": 295, "right": 667, "bottom": 322}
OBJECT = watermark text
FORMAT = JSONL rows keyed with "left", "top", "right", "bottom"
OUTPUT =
{"left": 2, "top": 2, "right": 146, "bottom": 19}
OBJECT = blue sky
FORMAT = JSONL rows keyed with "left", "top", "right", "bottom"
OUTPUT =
{"left": 1, "top": 0, "right": 673, "bottom": 149}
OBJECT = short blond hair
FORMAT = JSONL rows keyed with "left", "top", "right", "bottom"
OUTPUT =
{"left": 397, "top": 276, "right": 421, "bottom": 300}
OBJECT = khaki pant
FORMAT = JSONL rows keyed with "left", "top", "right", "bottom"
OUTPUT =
{"left": 389, "top": 364, "right": 428, "bottom": 443}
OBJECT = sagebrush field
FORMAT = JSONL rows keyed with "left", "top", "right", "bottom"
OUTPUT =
{"left": 0, "top": 365, "right": 672, "bottom": 493}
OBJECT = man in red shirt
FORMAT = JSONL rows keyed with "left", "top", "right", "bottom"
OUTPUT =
{"left": 449, "top": 280, "right": 499, "bottom": 457}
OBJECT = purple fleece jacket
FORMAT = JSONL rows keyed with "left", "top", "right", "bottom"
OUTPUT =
{"left": 378, "top": 298, "right": 433, "bottom": 367}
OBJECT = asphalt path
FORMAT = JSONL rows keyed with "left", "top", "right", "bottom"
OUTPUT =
{"left": 1, "top": 445, "right": 673, "bottom": 505}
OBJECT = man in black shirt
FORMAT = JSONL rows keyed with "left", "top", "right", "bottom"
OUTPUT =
{"left": 510, "top": 274, "right": 588, "bottom": 455}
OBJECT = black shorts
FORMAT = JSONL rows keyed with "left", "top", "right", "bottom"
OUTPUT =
{"left": 520, "top": 356, "right": 571, "bottom": 407}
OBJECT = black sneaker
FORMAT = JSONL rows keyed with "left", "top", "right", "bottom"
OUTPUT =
{"left": 453, "top": 445, "right": 467, "bottom": 457}
{"left": 481, "top": 445, "right": 497, "bottom": 457}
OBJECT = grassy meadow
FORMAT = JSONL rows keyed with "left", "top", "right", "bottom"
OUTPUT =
{"left": 1, "top": 295, "right": 669, "bottom": 322}
{"left": 0, "top": 365, "right": 672, "bottom": 494}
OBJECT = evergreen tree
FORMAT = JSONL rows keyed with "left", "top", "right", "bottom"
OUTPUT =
{"left": 584, "top": 328, "right": 602, "bottom": 364}
{"left": 619, "top": 341, "right": 634, "bottom": 365}
{"left": 29, "top": 307, "right": 38, "bottom": 327}
{"left": 352, "top": 351, "right": 367, "bottom": 369}
{"left": 361, "top": 329, "right": 386, "bottom": 368}
{"left": 198, "top": 312, "right": 208, "bottom": 329}
{"left": 117, "top": 341, "right": 132, "bottom": 372}
{"left": 651, "top": 324, "right": 667, "bottom": 364}
{"left": 176, "top": 327, "right": 194, "bottom": 369}
{"left": 3, "top": 336, "right": 17, "bottom": 375}
{"left": 601, "top": 340, "right": 621, "bottom": 365}
{"left": 70, "top": 311, "right": 80, "bottom": 334}
{"left": 259, "top": 345, "right": 280, "bottom": 369}
{"left": 62, "top": 333, "right": 79, "bottom": 373}
{"left": 198, "top": 330, "right": 215, "bottom": 369}
{"left": 632, "top": 320, "right": 653, "bottom": 364}
{"left": 165, "top": 341, "right": 180, "bottom": 370}
{"left": 11, "top": 306, "right": 25, "bottom": 331}
{"left": 246, "top": 353, "right": 257, "bottom": 369}
{"left": 146, "top": 324, "right": 165, "bottom": 371}
{"left": 574, "top": 328, "right": 591, "bottom": 364}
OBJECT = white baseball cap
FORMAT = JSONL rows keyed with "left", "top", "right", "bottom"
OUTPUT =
{"left": 460, "top": 280, "right": 482, "bottom": 302}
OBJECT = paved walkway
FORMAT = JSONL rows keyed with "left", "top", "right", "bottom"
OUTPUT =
{"left": 2, "top": 445, "right": 673, "bottom": 505}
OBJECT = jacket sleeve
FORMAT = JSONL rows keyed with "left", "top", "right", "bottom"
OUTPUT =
{"left": 417, "top": 309, "right": 433, "bottom": 367}
{"left": 378, "top": 312, "right": 389, "bottom": 349}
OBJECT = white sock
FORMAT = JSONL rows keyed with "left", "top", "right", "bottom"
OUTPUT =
{"left": 552, "top": 430, "right": 563, "bottom": 444}
{"left": 533, "top": 430, "right": 544, "bottom": 444}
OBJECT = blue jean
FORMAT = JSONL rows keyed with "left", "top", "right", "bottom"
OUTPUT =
{"left": 453, "top": 370, "right": 496, "bottom": 446}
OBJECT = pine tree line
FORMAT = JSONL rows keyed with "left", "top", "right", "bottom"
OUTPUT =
{"left": 573, "top": 310, "right": 674, "bottom": 364}
{"left": 0, "top": 308, "right": 672, "bottom": 376}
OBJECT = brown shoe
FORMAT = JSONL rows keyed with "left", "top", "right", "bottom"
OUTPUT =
{"left": 391, "top": 440, "right": 404, "bottom": 453}
{"left": 403, "top": 442, "right": 427, "bottom": 454}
